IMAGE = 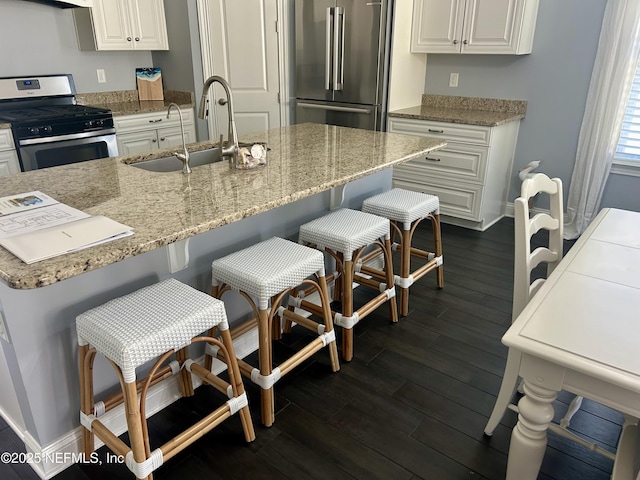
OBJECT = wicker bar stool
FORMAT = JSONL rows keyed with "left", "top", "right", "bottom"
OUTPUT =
{"left": 362, "top": 189, "right": 444, "bottom": 316}
{"left": 298, "top": 208, "right": 398, "bottom": 362}
{"left": 207, "top": 236, "right": 340, "bottom": 427}
{"left": 77, "top": 278, "right": 255, "bottom": 480}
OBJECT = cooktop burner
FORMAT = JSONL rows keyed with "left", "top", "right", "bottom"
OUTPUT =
{"left": 0, "top": 105, "right": 112, "bottom": 124}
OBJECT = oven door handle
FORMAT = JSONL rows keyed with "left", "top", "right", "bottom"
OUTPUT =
{"left": 18, "top": 128, "right": 116, "bottom": 146}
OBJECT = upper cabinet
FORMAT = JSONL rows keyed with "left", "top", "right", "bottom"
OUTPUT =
{"left": 411, "top": 0, "right": 539, "bottom": 54}
{"left": 74, "top": 0, "right": 169, "bottom": 51}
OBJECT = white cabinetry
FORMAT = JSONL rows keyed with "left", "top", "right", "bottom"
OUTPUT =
{"left": 74, "top": 0, "right": 169, "bottom": 51}
{"left": 411, "top": 0, "right": 539, "bottom": 54}
{"left": 115, "top": 109, "right": 196, "bottom": 156}
{"left": 389, "top": 116, "right": 520, "bottom": 231}
{"left": 0, "top": 129, "right": 20, "bottom": 177}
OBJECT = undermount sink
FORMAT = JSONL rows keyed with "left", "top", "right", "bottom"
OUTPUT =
{"left": 129, "top": 147, "right": 223, "bottom": 172}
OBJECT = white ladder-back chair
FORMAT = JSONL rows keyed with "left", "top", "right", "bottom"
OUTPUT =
{"left": 485, "top": 173, "right": 584, "bottom": 436}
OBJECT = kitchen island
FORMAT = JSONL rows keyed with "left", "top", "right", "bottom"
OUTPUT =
{"left": 0, "top": 123, "right": 445, "bottom": 478}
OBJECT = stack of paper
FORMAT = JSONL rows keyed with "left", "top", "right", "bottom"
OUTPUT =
{"left": 0, "top": 191, "right": 133, "bottom": 264}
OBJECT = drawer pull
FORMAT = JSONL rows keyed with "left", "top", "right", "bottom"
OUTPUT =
{"left": 428, "top": 128, "right": 444, "bottom": 133}
{"left": 148, "top": 119, "right": 163, "bottom": 123}
{"left": 425, "top": 156, "right": 441, "bottom": 162}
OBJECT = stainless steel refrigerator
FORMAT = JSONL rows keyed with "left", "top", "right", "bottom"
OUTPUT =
{"left": 294, "top": 0, "right": 391, "bottom": 131}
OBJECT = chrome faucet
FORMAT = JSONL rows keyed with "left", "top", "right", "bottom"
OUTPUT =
{"left": 198, "top": 75, "right": 238, "bottom": 165}
{"left": 167, "top": 103, "right": 191, "bottom": 174}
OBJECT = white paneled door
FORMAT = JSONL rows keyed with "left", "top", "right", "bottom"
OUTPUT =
{"left": 198, "top": 0, "right": 282, "bottom": 137}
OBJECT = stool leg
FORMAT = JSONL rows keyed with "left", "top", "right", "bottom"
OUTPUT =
{"left": 123, "top": 379, "right": 151, "bottom": 480}
{"left": 205, "top": 284, "right": 222, "bottom": 371}
{"left": 432, "top": 213, "right": 444, "bottom": 288}
{"left": 318, "top": 273, "right": 340, "bottom": 372}
{"left": 283, "top": 287, "right": 297, "bottom": 334}
{"left": 78, "top": 344, "right": 95, "bottom": 455}
{"left": 176, "top": 347, "right": 195, "bottom": 397}
{"left": 271, "top": 295, "right": 282, "bottom": 341}
{"left": 384, "top": 237, "right": 399, "bottom": 324}
{"left": 257, "top": 307, "right": 275, "bottom": 427}
{"left": 400, "top": 228, "right": 411, "bottom": 317}
{"left": 218, "top": 328, "right": 256, "bottom": 442}
{"left": 333, "top": 252, "right": 344, "bottom": 303}
{"left": 341, "top": 259, "right": 355, "bottom": 362}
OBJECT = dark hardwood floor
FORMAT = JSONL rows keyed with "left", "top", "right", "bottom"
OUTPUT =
{"left": 1, "top": 218, "right": 623, "bottom": 479}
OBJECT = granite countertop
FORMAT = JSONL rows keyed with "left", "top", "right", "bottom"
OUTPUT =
{"left": 389, "top": 94, "right": 527, "bottom": 127}
{"left": 0, "top": 123, "right": 446, "bottom": 289}
{"left": 76, "top": 90, "right": 195, "bottom": 116}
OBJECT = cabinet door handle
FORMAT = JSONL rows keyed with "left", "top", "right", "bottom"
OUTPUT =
{"left": 453, "top": 39, "right": 458, "bottom": 45}
{"left": 152, "top": 138, "right": 157, "bottom": 143}
{"left": 127, "top": 37, "right": 132, "bottom": 41}
{"left": 160, "top": 137, "right": 165, "bottom": 141}
{"left": 463, "top": 40, "right": 468, "bottom": 45}
{"left": 428, "top": 128, "right": 444, "bottom": 133}
{"left": 135, "top": 37, "right": 140, "bottom": 42}
{"left": 149, "top": 119, "right": 163, "bottom": 123}
{"left": 425, "top": 156, "right": 441, "bottom": 162}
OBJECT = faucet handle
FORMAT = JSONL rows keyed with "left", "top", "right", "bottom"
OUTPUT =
{"left": 219, "top": 134, "right": 224, "bottom": 148}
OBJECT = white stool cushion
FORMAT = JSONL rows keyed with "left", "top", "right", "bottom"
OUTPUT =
{"left": 76, "top": 278, "right": 227, "bottom": 383}
{"left": 299, "top": 208, "right": 389, "bottom": 259}
{"left": 211, "top": 237, "right": 325, "bottom": 304}
{"left": 362, "top": 189, "right": 439, "bottom": 228}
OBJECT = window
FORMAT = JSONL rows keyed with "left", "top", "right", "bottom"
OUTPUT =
{"left": 613, "top": 62, "right": 640, "bottom": 176}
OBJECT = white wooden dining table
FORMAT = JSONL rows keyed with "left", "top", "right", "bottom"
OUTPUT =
{"left": 502, "top": 207, "right": 640, "bottom": 479}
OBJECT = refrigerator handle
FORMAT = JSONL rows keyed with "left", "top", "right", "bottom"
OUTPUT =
{"left": 325, "top": 7, "right": 333, "bottom": 91}
{"left": 297, "top": 102, "right": 372, "bottom": 114}
{"left": 333, "top": 7, "right": 343, "bottom": 92}
{"left": 338, "top": 8, "right": 345, "bottom": 91}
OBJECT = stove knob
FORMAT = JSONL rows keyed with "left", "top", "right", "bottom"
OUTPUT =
{"left": 96, "top": 119, "right": 104, "bottom": 127}
{"left": 85, "top": 120, "right": 94, "bottom": 128}
{"left": 29, "top": 126, "right": 40, "bottom": 135}
{"left": 43, "top": 126, "right": 53, "bottom": 133}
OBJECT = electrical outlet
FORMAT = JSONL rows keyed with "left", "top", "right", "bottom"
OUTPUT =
{"left": 96, "top": 69, "right": 107, "bottom": 84}
{"left": 449, "top": 72, "right": 459, "bottom": 88}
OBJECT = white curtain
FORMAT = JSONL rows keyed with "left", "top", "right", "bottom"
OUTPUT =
{"left": 564, "top": 0, "right": 640, "bottom": 239}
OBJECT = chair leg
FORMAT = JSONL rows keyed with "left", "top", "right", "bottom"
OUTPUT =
{"left": 560, "top": 395, "right": 584, "bottom": 428}
{"left": 432, "top": 213, "right": 444, "bottom": 288}
{"left": 257, "top": 307, "right": 275, "bottom": 427}
{"left": 484, "top": 349, "right": 522, "bottom": 436}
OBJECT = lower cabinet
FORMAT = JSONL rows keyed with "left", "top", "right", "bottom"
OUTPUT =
{"left": 0, "top": 129, "right": 20, "bottom": 176}
{"left": 115, "top": 108, "right": 196, "bottom": 155}
{"left": 388, "top": 116, "right": 520, "bottom": 231}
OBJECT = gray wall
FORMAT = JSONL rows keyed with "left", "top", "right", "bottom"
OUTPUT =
{"left": 422, "top": 0, "right": 638, "bottom": 211}
{"left": 0, "top": 0, "right": 153, "bottom": 92}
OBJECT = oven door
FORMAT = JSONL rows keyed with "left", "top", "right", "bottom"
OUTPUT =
{"left": 17, "top": 129, "right": 118, "bottom": 172}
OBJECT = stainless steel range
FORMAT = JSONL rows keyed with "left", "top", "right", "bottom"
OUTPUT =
{"left": 0, "top": 74, "right": 118, "bottom": 172}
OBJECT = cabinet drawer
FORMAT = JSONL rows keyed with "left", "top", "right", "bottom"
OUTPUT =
{"left": 388, "top": 117, "right": 491, "bottom": 145}
{"left": 395, "top": 142, "right": 489, "bottom": 184}
{"left": 114, "top": 108, "right": 194, "bottom": 134}
{"left": 392, "top": 176, "right": 483, "bottom": 221}
{"left": 0, "top": 129, "right": 14, "bottom": 151}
